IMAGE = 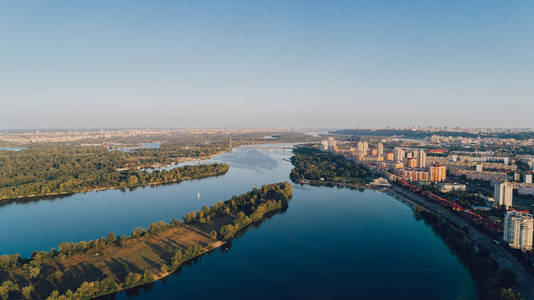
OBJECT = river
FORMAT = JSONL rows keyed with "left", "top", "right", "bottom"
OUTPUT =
{"left": 0, "top": 146, "right": 476, "bottom": 299}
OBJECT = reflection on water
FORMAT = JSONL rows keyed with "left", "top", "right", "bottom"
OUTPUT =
{"left": 1, "top": 146, "right": 476, "bottom": 300}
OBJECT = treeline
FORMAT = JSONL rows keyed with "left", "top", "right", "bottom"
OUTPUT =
{"left": 289, "top": 147, "right": 371, "bottom": 185}
{"left": 0, "top": 162, "right": 228, "bottom": 200}
{"left": 0, "top": 182, "right": 292, "bottom": 299}
{"left": 414, "top": 208, "right": 522, "bottom": 300}
{"left": 183, "top": 182, "right": 293, "bottom": 239}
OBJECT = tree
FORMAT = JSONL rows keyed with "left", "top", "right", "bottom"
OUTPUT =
{"left": 0, "top": 281, "right": 19, "bottom": 299}
{"left": 21, "top": 285, "right": 33, "bottom": 299}
{"left": 498, "top": 268, "right": 517, "bottom": 288}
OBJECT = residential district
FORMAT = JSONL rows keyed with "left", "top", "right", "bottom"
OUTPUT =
{"left": 321, "top": 136, "right": 534, "bottom": 253}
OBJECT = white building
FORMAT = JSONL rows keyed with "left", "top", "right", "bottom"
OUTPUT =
{"left": 327, "top": 137, "right": 336, "bottom": 152}
{"left": 494, "top": 182, "right": 514, "bottom": 209}
{"left": 357, "top": 141, "right": 368, "bottom": 153}
{"left": 394, "top": 147, "right": 405, "bottom": 162}
{"left": 525, "top": 174, "right": 533, "bottom": 184}
{"left": 377, "top": 143, "right": 384, "bottom": 156}
{"left": 416, "top": 149, "right": 426, "bottom": 168}
{"left": 320, "top": 140, "right": 329, "bottom": 151}
{"left": 504, "top": 211, "right": 533, "bottom": 252}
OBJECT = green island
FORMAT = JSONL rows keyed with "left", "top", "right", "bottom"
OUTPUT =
{"left": 0, "top": 182, "right": 292, "bottom": 299}
{"left": 289, "top": 147, "right": 372, "bottom": 187}
{"left": 0, "top": 146, "right": 229, "bottom": 200}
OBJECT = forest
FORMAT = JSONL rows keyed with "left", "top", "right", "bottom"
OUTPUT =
{"left": 0, "top": 144, "right": 229, "bottom": 200}
{"left": 0, "top": 182, "right": 292, "bottom": 300}
{"left": 289, "top": 147, "right": 371, "bottom": 185}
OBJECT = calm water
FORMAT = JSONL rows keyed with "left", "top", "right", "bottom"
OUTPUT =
{"left": 0, "top": 147, "right": 476, "bottom": 299}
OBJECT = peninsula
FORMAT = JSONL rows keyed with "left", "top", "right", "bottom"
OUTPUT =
{"left": 0, "top": 182, "right": 293, "bottom": 299}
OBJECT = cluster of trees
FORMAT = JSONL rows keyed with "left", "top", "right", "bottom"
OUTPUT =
{"left": 289, "top": 147, "right": 371, "bottom": 185}
{"left": 0, "top": 255, "right": 19, "bottom": 269}
{"left": 0, "top": 182, "right": 292, "bottom": 299}
{"left": 414, "top": 208, "right": 522, "bottom": 300}
{"left": 46, "top": 277, "right": 118, "bottom": 300}
{"left": 184, "top": 182, "right": 293, "bottom": 224}
{"left": 0, "top": 153, "right": 228, "bottom": 200}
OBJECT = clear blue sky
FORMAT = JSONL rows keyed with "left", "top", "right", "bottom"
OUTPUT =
{"left": 1, "top": 0, "right": 533, "bottom": 129}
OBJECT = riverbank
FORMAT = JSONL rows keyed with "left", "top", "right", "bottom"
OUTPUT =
{"left": 0, "top": 182, "right": 292, "bottom": 299}
{"left": 0, "top": 162, "right": 229, "bottom": 203}
{"left": 293, "top": 179, "right": 371, "bottom": 190}
{"left": 387, "top": 185, "right": 533, "bottom": 300}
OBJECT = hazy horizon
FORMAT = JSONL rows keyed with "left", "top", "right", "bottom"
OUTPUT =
{"left": 2, "top": 1, "right": 533, "bottom": 129}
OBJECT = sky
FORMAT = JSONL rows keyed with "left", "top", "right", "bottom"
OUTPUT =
{"left": 1, "top": 0, "right": 533, "bottom": 129}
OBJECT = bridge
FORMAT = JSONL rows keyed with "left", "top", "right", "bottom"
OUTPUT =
{"left": 239, "top": 144, "right": 295, "bottom": 150}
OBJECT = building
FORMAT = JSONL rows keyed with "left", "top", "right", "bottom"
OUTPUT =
{"left": 526, "top": 174, "right": 533, "bottom": 184}
{"left": 406, "top": 158, "right": 417, "bottom": 168}
{"left": 503, "top": 211, "right": 533, "bottom": 251}
{"left": 429, "top": 165, "right": 446, "bottom": 182}
{"left": 385, "top": 152, "right": 394, "bottom": 161}
{"left": 476, "top": 164, "right": 483, "bottom": 172}
{"left": 394, "top": 147, "right": 405, "bottom": 162}
{"left": 377, "top": 143, "right": 384, "bottom": 156}
{"left": 357, "top": 141, "right": 368, "bottom": 153}
{"left": 416, "top": 149, "right": 426, "bottom": 168}
{"left": 494, "top": 182, "right": 514, "bottom": 209}
{"left": 327, "top": 137, "right": 336, "bottom": 152}
{"left": 439, "top": 183, "right": 467, "bottom": 193}
{"left": 320, "top": 140, "right": 329, "bottom": 151}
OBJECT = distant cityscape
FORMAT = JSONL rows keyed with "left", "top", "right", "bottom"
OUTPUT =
{"left": 321, "top": 132, "right": 534, "bottom": 253}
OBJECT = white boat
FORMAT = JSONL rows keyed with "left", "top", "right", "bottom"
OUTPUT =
{"left": 197, "top": 192, "right": 200, "bottom": 200}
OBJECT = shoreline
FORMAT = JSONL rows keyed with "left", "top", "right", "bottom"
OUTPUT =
{"left": 0, "top": 182, "right": 292, "bottom": 299}
{"left": 385, "top": 185, "right": 534, "bottom": 300}
{"left": 0, "top": 152, "right": 228, "bottom": 203}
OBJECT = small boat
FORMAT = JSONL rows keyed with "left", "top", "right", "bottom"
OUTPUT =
{"left": 197, "top": 192, "right": 200, "bottom": 200}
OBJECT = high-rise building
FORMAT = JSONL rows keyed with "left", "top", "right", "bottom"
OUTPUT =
{"left": 327, "top": 137, "right": 336, "bottom": 152}
{"left": 377, "top": 143, "right": 384, "bottom": 156}
{"left": 357, "top": 141, "right": 368, "bottom": 153}
{"left": 416, "top": 150, "right": 426, "bottom": 168}
{"left": 494, "top": 182, "right": 514, "bottom": 209}
{"left": 393, "top": 147, "right": 405, "bottom": 162}
{"left": 406, "top": 158, "right": 417, "bottom": 168}
{"left": 504, "top": 211, "right": 533, "bottom": 251}
{"left": 320, "top": 140, "right": 329, "bottom": 151}
{"left": 429, "top": 165, "right": 446, "bottom": 182}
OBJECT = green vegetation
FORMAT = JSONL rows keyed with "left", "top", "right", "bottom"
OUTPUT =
{"left": 0, "top": 148, "right": 229, "bottom": 200}
{"left": 0, "top": 182, "right": 292, "bottom": 299}
{"left": 289, "top": 147, "right": 371, "bottom": 186}
{"left": 414, "top": 208, "right": 522, "bottom": 300}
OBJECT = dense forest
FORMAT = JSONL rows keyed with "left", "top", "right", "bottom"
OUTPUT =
{"left": 289, "top": 147, "right": 371, "bottom": 185}
{"left": 0, "top": 182, "right": 292, "bottom": 299}
{"left": 0, "top": 144, "right": 229, "bottom": 200}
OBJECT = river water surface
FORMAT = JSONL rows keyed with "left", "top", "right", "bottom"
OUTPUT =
{"left": 0, "top": 147, "right": 476, "bottom": 299}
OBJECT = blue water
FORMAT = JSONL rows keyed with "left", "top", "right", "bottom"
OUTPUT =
{"left": 0, "top": 147, "right": 476, "bottom": 299}
{"left": 0, "top": 147, "right": 25, "bottom": 151}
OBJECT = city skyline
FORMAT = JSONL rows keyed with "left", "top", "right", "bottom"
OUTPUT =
{"left": 2, "top": 0, "right": 533, "bottom": 129}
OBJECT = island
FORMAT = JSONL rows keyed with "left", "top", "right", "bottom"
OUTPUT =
{"left": 0, "top": 182, "right": 293, "bottom": 299}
